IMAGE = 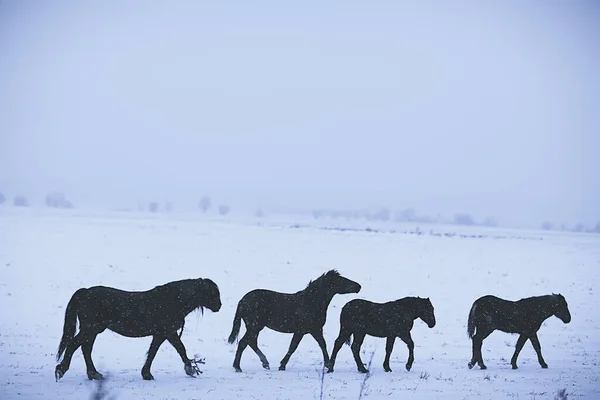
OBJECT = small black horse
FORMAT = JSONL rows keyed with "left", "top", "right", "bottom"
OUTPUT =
{"left": 55, "top": 278, "right": 222, "bottom": 381}
{"left": 467, "top": 293, "right": 571, "bottom": 370}
{"left": 327, "top": 297, "right": 436, "bottom": 373}
{"left": 227, "top": 269, "right": 361, "bottom": 372}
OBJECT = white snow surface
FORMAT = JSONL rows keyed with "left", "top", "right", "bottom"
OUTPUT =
{"left": 1, "top": 208, "right": 599, "bottom": 399}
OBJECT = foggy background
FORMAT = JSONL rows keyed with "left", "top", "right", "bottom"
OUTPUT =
{"left": 1, "top": 1, "right": 598, "bottom": 229}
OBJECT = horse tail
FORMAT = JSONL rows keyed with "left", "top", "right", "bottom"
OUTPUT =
{"left": 56, "top": 289, "right": 85, "bottom": 362}
{"left": 467, "top": 302, "right": 478, "bottom": 339}
{"left": 227, "top": 301, "right": 243, "bottom": 344}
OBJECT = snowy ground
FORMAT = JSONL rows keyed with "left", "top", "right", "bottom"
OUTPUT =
{"left": 1, "top": 208, "right": 599, "bottom": 399}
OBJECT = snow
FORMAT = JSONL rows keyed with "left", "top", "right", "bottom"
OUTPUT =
{"left": 1, "top": 208, "right": 599, "bottom": 399}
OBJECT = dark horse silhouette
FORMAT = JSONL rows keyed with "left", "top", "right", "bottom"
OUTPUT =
{"left": 327, "top": 297, "right": 436, "bottom": 373}
{"left": 467, "top": 293, "right": 571, "bottom": 370}
{"left": 227, "top": 269, "right": 361, "bottom": 372}
{"left": 55, "top": 278, "right": 222, "bottom": 381}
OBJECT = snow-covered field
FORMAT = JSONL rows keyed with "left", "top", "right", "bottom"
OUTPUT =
{"left": 1, "top": 208, "right": 599, "bottom": 399}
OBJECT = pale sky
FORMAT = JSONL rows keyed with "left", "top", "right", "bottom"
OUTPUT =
{"left": 1, "top": 1, "right": 598, "bottom": 228}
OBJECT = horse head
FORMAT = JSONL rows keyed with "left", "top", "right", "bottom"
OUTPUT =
{"left": 198, "top": 278, "right": 222, "bottom": 313}
{"left": 326, "top": 270, "right": 361, "bottom": 295}
{"left": 552, "top": 293, "right": 571, "bottom": 324}
{"left": 419, "top": 297, "right": 436, "bottom": 328}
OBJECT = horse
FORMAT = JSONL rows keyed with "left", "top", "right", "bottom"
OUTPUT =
{"left": 466, "top": 293, "right": 571, "bottom": 370}
{"left": 55, "top": 278, "right": 222, "bottom": 381}
{"left": 327, "top": 297, "right": 436, "bottom": 373}
{"left": 227, "top": 269, "right": 361, "bottom": 372}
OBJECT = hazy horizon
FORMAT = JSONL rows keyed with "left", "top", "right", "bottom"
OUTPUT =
{"left": 1, "top": 1, "right": 599, "bottom": 229}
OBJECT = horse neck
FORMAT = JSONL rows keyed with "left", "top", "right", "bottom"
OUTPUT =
{"left": 170, "top": 284, "right": 203, "bottom": 316}
{"left": 529, "top": 296, "right": 556, "bottom": 322}
{"left": 304, "top": 284, "right": 336, "bottom": 310}
{"left": 397, "top": 298, "right": 422, "bottom": 321}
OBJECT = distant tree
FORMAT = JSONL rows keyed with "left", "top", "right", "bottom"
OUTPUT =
{"left": 573, "top": 223, "right": 586, "bottom": 233}
{"left": 148, "top": 202, "right": 159, "bottom": 213}
{"left": 13, "top": 195, "right": 28, "bottom": 207}
{"left": 454, "top": 213, "right": 475, "bottom": 226}
{"left": 255, "top": 209, "right": 265, "bottom": 218}
{"left": 402, "top": 208, "right": 416, "bottom": 221}
{"left": 164, "top": 202, "right": 173, "bottom": 212}
{"left": 312, "top": 209, "right": 323, "bottom": 219}
{"left": 199, "top": 196, "right": 211, "bottom": 213}
{"left": 45, "top": 192, "right": 73, "bottom": 209}
{"left": 373, "top": 208, "right": 391, "bottom": 222}
{"left": 218, "top": 204, "right": 230, "bottom": 216}
{"left": 0, "top": 193, "right": 5, "bottom": 205}
{"left": 541, "top": 221, "right": 554, "bottom": 231}
{"left": 595, "top": 221, "right": 600, "bottom": 233}
{"left": 482, "top": 216, "right": 498, "bottom": 227}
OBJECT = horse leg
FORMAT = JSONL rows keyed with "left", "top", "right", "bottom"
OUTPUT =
{"left": 141, "top": 335, "right": 166, "bottom": 380}
{"left": 383, "top": 336, "right": 395, "bottom": 372}
{"left": 350, "top": 332, "right": 368, "bottom": 373}
{"left": 510, "top": 334, "right": 528, "bottom": 369}
{"left": 529, "top": 332, "right": 548, "bottom": 368}
{"left": 399, "top": 332, "right": 415, "bottom": 371}
{"left": 310, "top": 329, "right": 330, "bottom": 368}
{"left": 247, "top": 331, "right": 270, "bottom": 370}
{"left": 469, "top": 328, "right": 493, "bottom": 370}
{"left": 81, "top": 332, "right": 103, "bottom": 380}
{"left": 233, "top": 331, "right": 252, "bottom": 372}
{"left": 327, "top": 327, "right": 352, "bottom": 373}
{"left": 279, "top": 333, "right": 305, "bottom": 371}
{"left": 55, "top": 332, "right": 86, "bottom": 381}
{"left": 166, "top": 333, "right": 195, "bottom": 377}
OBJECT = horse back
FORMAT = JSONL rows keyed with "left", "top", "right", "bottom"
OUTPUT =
{"left": 238, "top": 288, "right": 326, "bottom": 333}
{"left": 340, "top": 299, "right": 412, "bottom": 337}
{"left": 74, "top": 286, "right": 178, "bottom": 334}
{"left": 473, "top": 295, "right": 543, "bottom": 333}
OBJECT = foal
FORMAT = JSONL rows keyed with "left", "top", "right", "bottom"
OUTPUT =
{"left": 327, "top": 297, "right": 436, "bottom": 373}
{"left": 467, "top": 293, "right": 571, "bottom": 370}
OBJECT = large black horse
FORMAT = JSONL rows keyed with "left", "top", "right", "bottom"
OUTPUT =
{"left": 227, "top": 269, "right": 361, "bottom": 372}
{"left": 467, "top": 293, "right": 571, "bottom": 370}
{"left": 327, "top": 297, "right": 436, "bottom": 373}
{"left": 55, "top": 278, "right": 222, "bottom": 381}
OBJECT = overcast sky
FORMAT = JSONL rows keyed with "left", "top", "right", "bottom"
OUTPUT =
{"left": 1, "top": 1, "right": 598, "bottom": 228}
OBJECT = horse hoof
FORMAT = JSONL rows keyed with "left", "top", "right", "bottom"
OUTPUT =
{"left": 87, "top": 371, "right": 104, "bottom": 380}
{"left": 142, "top": 372, "right": 154, "bottom": 380}
{"left": 541, "top": 364, "right": 548, "bottom": 369}
{"left": 405, "top": 364, "right": 412, "bottom": 372}
{"left": 358, "top": 368, "right": 369, "bottom": 374}
{"left": 279, "top": 365, "right": 286, "bottom": 371}
{"left": 384, "top": 367, "right": 392, "bottom": 373}
{"left": 326, "top": 368, "right": 334, "bottom": 373}
{"left": 479, "top": 365, "right": 487, "bottom": 370}
{"left": 234, "top": 367, "right": 243, "bottom": 373}
{"left": 55, "top": 367, "right": 64, "bottom": 382}
{"left": 511, "top": 365, "right": 518, "bottom": 370}
{"left": 262, "top": 363, "right": 270, "bottom": 370}
{"left": 468, "top": 362, "right": 474, "bottom": 369}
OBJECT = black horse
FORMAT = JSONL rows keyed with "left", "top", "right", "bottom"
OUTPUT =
{"left": 227, "top": 269, "right": 361, "bottom": 372}
{"left": 55, "top": 278, "right": 222, "bottom": 381}
{"left": 467, "top": 293, "right": 571, "bottom": 370}
{"left": 327, "top": 297, "right": 436, "bottom": 373}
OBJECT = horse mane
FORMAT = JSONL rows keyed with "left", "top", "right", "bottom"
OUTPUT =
{"left": 305, "top": 269, "right": 340, "bottom": 290}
